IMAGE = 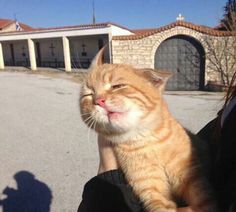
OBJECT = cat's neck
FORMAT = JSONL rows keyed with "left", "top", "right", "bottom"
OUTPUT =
{"left": 106, "top": 127, "right": 157, "bottom": 144}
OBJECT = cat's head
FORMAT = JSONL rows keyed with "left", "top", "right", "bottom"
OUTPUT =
{"left": 80, "top": 48, "right": 171, "bottom": 142}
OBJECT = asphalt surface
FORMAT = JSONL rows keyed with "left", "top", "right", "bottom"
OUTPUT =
{"left": 0, "top": 71, "right": 223, "bottom": 212}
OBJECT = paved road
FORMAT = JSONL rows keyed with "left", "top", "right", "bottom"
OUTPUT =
{"left": 0, "top": 71, "right": 223, "bottom": 212}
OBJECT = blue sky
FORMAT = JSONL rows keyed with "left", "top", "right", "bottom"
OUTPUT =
{"left": 1, "top": 0, "right": 227, "bottom": 29}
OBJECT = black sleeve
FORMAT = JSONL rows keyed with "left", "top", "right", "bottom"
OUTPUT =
{"left": 214, "top": 106, "right": 236, "bottom": 211}
{"left": 197, "top": 106, "right": 236, "bottom": 212}
{"left": 78, "top": 169, "right": 145, "bottom": 212}
{"left": 197, "top": 117, "right": 220, "bottom": 178}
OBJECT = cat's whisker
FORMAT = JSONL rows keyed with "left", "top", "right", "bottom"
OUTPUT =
{"left": 101, "top": 119, "right": 107, "bottom": 132}
{"left": 80, "top": 112, "right": 91, "bottom": 117}
{"left": 81, "top": 115, "right": 93, "bottom": 122}
{"left": 86, "top": 120, "right": 93, "bottom": 143}
{"left": 87, "top": 119, "right": 96, "bottom": 143}
{"left": 83, "top": 114, "right": 95, "bottom": 124}
{"left": 86, "top": 118, "right": 94, "bottom": 129}
{"left": 92, "top": 119, "right": 98, "bottom": 136}
{"left": 92, "top": 119, "right": 97, "bottom": 130}
{"left": 84, "top": 116, "right": 93, "bottom": 124}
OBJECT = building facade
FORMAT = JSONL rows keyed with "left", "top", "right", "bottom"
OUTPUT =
{"left": 0, "top": 21, "right": 133, "bottom": 72}
{"left": 112, "top": 22, "right": 236, "bottom": 90}
{"left": 0, "top": 19, "right": 235, "bottom": 90}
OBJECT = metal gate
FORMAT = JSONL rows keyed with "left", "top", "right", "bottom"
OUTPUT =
{"left": 155, "top": 35, "right": 205, "bottom": 90}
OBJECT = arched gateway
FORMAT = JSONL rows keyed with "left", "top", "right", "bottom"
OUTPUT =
{"left": 155, "top": 35, "right": 205, "bottom": 90}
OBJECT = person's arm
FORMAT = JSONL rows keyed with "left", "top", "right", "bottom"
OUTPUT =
{"left": 97, "top": 135, "right": 119, "bottom": 174}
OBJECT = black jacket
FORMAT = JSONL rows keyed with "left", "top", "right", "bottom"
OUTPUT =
{"left": 214, "top": 106, "right": 236, "bottom": 211}
{"left": 198, "top": 105, "right": 236, "bottom": 212}
{"left": 78, "top": 169, "right": 144, "bottom": 212}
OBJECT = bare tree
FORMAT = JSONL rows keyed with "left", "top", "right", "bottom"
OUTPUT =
{"left": 202, "top": 36, "right": 236, "bottom": 86}
{"left": 201, "top": 0, "right": 236, "bottom": 87}
{"left": 221, "top": 0, "right": 236, "bottom": 31}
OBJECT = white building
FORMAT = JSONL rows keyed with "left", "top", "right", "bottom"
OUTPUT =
{"left": 0, "top": 20, "right": 133, "bottom": 71}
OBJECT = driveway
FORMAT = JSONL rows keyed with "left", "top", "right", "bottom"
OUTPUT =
{"left": 0, "top": 71, "right": 223, "bottom": 212}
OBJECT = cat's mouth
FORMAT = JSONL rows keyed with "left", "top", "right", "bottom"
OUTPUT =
{"left": 107, "top": 111, "right": 125, "bottom": 119}
{"left": 95, "top": 104, "right": 128, "bottom": 122}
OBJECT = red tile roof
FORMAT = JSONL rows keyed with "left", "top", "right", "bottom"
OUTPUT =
{"left": 113, "top": 21, "right": 236, "bottom": 40}
{"left": 0, "top": 19, "right": 33, "bottom": 31}
{"left": 0, "top": 20, "right": 233, "bottom": 39}
{"left": 214, "top": 23, "right": 227, "bottom": 31}
{"left": 18, "top": 22, "right": 34, "bottom": 31}
{"left": 0, "top": 19, "right": 13, "bottom": 29}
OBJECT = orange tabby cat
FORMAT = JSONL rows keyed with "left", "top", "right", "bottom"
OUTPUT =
{"left": 80, "top": 49, "right": 217, "bottom": 212}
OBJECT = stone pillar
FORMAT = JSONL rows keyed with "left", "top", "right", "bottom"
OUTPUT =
{"left": 27, "top": 39, "right": 37, "bottom": 71}
{"left": 62, "top": 36, "right": 71, "bottom": 72}
{"left": 0, "top": 42, "right": 5, "bottom": 69}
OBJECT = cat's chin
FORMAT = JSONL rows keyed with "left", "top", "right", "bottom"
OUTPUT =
{"left": 95, "top": 123, "right": 154, "bottom": 144}
{"left": 95, "top": 123, "right": 128, "bottom": 137}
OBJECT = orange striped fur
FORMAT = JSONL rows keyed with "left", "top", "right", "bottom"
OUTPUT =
{"left": 80, "top": 50, "right": 217, "bottom": 212}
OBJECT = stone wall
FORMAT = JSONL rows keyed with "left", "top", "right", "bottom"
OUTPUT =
{"left": 111, "top": 25, "right": 235, "bottom": 87}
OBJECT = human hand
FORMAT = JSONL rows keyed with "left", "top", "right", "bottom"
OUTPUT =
{"left": 3, "top": 186, "right": 15, "bottom": 195}
{"left": 97, "top": 134, "right": 119, "bottom": 174}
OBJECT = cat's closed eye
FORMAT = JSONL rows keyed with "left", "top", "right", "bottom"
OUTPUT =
{"left": 82, "top": 93, "right": 93, "bottom": 97}
{"left": 111, "top": 84, "right": 126, "bottom": 90}
{"left": 81, "top": 87, "right": 94, "bottom": 99}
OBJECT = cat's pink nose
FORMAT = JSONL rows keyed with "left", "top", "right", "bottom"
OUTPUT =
{"left": 95, "top": 98, "right": 106, "bottom": 107}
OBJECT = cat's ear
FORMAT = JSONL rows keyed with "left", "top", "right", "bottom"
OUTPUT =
{"left": 140, "top": 68, "right": 172, "bottom": 85}
{"left": 140, "top": 68, "right": 172, "bottom": 88}
{"left": 90, "top": 46, "right": 106, "bottom": 69}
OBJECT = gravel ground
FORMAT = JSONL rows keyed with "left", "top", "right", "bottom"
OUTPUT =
{"left": 0, "top": 71, "right": 224, "bottom": 212}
